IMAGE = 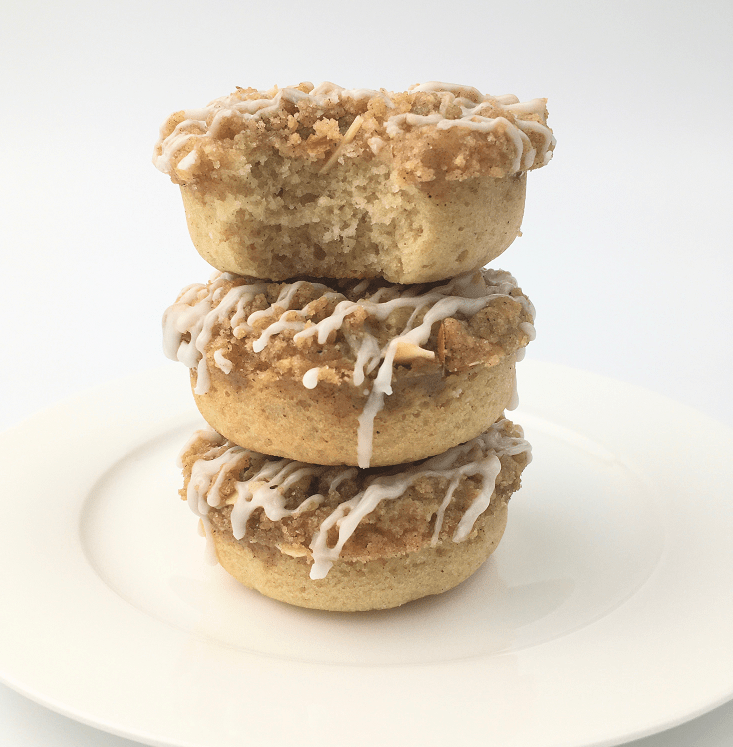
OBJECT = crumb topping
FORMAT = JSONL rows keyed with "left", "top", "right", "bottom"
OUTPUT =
{"left": 153, "top": 81, "right": 555, "bottom": 186}
{"left": 179, "top": 418, "right": 531, "bottom": 578}
{"left": 163, "top": 268, "right": 534, "bottom": 391}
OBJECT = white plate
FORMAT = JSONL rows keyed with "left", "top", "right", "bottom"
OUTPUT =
{"left": 0, "top": 361, "right": 732, "bottom": 747}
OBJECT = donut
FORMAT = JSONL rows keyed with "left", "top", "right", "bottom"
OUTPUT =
{"left": 152, "top": 81, "right": 555, "bottom": 284}
{"left": 163, "top": 268, "right": 535, "bottom": 467}
{"left": 178, "top": 418, "right": 531, "bottom": 611}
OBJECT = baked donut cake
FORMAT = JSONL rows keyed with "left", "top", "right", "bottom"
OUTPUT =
{"left": 163, "top": 268, "right": 535, "bottom": 468}
{"left": 155, "top": 78, "right": 550, "bottom": 612}
{"left": 153, "top": 81, "right": 555, "bottom": 283}
{"left": 179, "top": 418, "right": 531, "bottom": 611}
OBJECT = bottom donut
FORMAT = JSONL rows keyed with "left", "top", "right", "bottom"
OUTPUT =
{"left": 178, "top": 418, "right": 531, "bottom": 612}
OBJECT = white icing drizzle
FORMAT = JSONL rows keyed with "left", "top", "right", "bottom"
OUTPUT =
{"left": 302, "top": 367, "right": 321, "bottom": 389}
{"left": 163, "top": 269, "right": 535, "bottom": 468}
{"left": 213, "top": 349, "right": 233, "bottom": 374}
{"left": 162, "top": 274, "right": 269, "bottom": 395}
{"left": 180, "top": 435, "right": 237, "bottom": 565}
{"left": 153, "top": 81, "right": 554, "bottom": 176}
{"left": 321, "top": 114, "right": 364, "bottom": 172}
{"left": 182, "top": 420, "right": 531, "bottom": 579}
{"left": 519, "top": 321, "right": 537, "bottom": 341}
{"left": 230, "top": 460, "right": 323, "bottom": 539}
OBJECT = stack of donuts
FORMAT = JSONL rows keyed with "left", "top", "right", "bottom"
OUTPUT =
{"left": 154, "top": 82, "right": 554, "bottom": 611}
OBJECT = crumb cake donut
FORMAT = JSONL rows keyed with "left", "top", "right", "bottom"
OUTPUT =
{"left": 163, "top": 268, "right": 535, "bottom": 468}
{"left": 153, "top": 81, "right": 555, "bottom": 284}
{"left": 179, "top": 418, "right": 531, "bottom": 611}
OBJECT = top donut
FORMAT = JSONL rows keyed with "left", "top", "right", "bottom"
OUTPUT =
{"left": 153, "top": 82, "right": 555, "bottom": 283}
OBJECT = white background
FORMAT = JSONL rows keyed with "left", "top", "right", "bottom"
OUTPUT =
{"left": 1, "top": 0, "right": 731, "bottom": 745}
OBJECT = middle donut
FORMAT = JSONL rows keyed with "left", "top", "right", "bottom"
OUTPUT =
{"left": 163, "top": 268, "right": 535, "bottom": 468}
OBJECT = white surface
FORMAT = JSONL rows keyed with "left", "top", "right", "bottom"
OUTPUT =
{"left": 1, "top": 0, "right": 732, "bottom": 744}
{"left": 1, "top": 363, "right": 732, "bottom": 747}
